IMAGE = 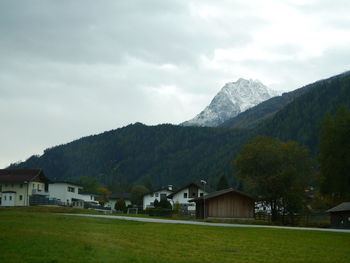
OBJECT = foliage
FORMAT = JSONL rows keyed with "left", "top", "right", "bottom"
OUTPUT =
{"left": 75, "top": 176, "right": 99, "bottom": 193}
{"left": 147, "top": 208, "right": 173, "bottom": 217}
{"left": 96, "top": 186, "right": 112, "bottom": 206}
{"left": 130, "top": 185, "right": 149, "bottom": 205}
{"left": 153, "top": 199, "right": 159, "bottom": 208}
{"left": 10, "top": 123, "right": 251, "bottom": 188}
{"left": 216, "top": 174, "right": 229, "bottom": 190}
{"left": 234, "top": 136, "right": 314, "bottom": 222}
{"left": 114, "top": 198, "right": 127, "bottom": 213}
{"left": 257, "top": 71, "right": 350, "bottom": 153}
{"left": 319, "top": 105, "right": 350, "bottom": 202}
{"left": 158, "top": 198, "right": 172, "bottom": 209}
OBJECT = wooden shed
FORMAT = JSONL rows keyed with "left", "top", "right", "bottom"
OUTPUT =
{"left": 189, "top": 188, "right": 255, "bottom": 219}
{"left": 327, "top": 202, "right": 350, "bottom": 229}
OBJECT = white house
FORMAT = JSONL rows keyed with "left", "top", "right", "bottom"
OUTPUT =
{"left": 48, "top": 181, "right": 84, "bottom": 205}
{"left": 104, "top": 193, "right": 132, "bottom": 211}
{"left": 0, "top": 169, "right": 51, "bottom": 207}
{"left": 143, "top": 186, "right": 173, "bottom": 210}
{"left": 167, "top": 182, "right": 208, "bottom": 212}
{"left": 79, "top": 192, "right": 99, "bottom": 205}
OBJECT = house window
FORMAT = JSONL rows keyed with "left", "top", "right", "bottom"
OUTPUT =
{"left": 33, "top": 184, "right": 35, "bottom": 189}
{"left": 151, "top": 193, "right": 154, "bottom": 197}
{"left": 19, "top": 195, "right": 23, "bottom": 201}
{"left": 9, "top": 196, "right": 12, "bottom": 201}
{"left": 68, "top": 187, "right": 75, "bottom": 193}
{"left": 4, "top": 196, "right": 6, "bottom": 201}
{"left": 184, "top": 193, "right": 188, "bottom": 198}
{"left": 155, "top": 193, "right": 159, "bottom": 197}
{"left": 0, "top": 184, "right": 2, "bottom": 191}
{"left": 37, "top": 184, "right": 40, "bottom": 190}
{"left": 20, "top": 184, "right": 23, "bottom": 188}
{"left": 200, "top": 193, "right": 204, "bottom": 197}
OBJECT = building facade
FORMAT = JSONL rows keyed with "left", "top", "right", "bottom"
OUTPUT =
{"left": 48, "top": 181, "right": 84, "bottom": 205}
{"left": 0, "top": 169, "right": 50, "bottom": 207}
{"left": 167, "top": 183, "right": 207, "bottom": 212}
{"left": 190, "top": 188, "right": 255, "bottom": 219}
{"left": 143, "top": 186, "right": 173, "bottom": 210}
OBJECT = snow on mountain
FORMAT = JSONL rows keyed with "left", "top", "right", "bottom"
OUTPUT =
{"left": 181, "top": 78, "right": 279, "bottom": 127}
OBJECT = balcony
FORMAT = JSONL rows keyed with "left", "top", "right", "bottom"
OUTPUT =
{"left": 32, "top": 189, "right": 49, "bottom": 196}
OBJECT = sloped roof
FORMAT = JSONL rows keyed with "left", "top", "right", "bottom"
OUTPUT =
{"left": 0, "top": 169, "right": 49, "bottom": 183}
{"left": 167, "top": 182, "right": 207, "bottom": 198}
{"left": 189, "top": 188, "right": 255, "bottom": 202}
{"left": 327, "top": 202, "right": 350, "bottom": 213}
{"left": 143, "top": 186, "right": 173, "bottom": 197}
{"left": 52, "top": 181, "right": 82, "bottom": 187}
{"left": 109, "top": 193, "right": 132, "bottom": 200}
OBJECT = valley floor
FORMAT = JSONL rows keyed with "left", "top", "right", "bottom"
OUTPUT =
{"left": 0, "top": 208, "right": 349, "bottom": 263}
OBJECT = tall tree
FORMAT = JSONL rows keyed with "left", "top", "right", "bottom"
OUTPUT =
{"left": 75, "top": 176, "right": 99, "bottom": 193}
{"left": 319, "top": 105, "right": 350, "bottom": 202}
{"left": 234, "top": 136, "right": 314, "bottom": 222}
{"left": 216, "top": 174, "right": 229, "bottom": 190}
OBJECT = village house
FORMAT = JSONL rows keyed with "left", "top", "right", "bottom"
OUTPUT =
{"left": 327, "top": 202, "right": 350, "bottom": 229}
{"left": 104, "top": 193, "right": 132, "bottom": 211}
{"left": 143, "top": 185, "right": 173, "bottom": 210}
{"left": 0, "top": 169, "right": 51, "bottom": 207}
{"left": 190, "top": 188, "right": 255, "bottom": 219}
{"left": 167, "top": 182, "right": 208, "bottom": 213}
{"left": 48, "top": 181, "right": 85, "bottom": 206}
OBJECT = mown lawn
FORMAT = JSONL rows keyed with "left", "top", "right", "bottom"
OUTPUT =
{"left": 0, "top": 208, "right": 349, "bottom": 263}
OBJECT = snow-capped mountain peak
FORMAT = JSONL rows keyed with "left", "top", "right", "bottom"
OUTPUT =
{"left": 181, "top": 78, "right": 278, "bottom": 127}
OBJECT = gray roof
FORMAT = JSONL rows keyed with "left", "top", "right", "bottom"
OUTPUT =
{"left": 189, "top": 188, "right": 254, "bottom": 202}
{"left": 327, "top": 202, "right": 350, "bottom": 213}
{"left": 108, "top": 193, "right": 131, "bottom": 200}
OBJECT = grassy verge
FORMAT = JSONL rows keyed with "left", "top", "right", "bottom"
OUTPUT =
{"left": 0, "top": 209, "right": 349, "bottom": 263}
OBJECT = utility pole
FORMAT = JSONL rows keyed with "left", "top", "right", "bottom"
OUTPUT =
{"left": 200, "top": 180, "right": 207, "bottom": 219}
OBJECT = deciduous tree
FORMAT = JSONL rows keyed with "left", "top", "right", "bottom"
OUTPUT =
{"left": 234, "top": 136, "right": 314, "bottom": 222}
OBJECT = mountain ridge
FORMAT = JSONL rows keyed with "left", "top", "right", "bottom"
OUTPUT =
{"left": 181, "top": 78, "right": 278, "bottom": 127}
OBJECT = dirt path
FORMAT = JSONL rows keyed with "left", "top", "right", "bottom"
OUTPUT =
{"left": 61, "top": 213, "right": 350, "bottom": 233}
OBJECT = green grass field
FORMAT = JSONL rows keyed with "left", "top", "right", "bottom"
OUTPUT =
{"left": 0, "top": 207, "right": 349, "bottom": 263}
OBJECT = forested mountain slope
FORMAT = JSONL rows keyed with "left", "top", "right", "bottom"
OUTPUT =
{"left": 10, "top": 124, "right": 252, "bottom": 187}
{"left": 10, "top": 71, "right": 350, "bottom": 187}
{"left": 257, "top": 71, "right": 350, "bottom": 153}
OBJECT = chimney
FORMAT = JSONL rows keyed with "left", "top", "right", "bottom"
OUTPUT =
{"left": 168, "top": 185, "right": 173, "bottom": 191}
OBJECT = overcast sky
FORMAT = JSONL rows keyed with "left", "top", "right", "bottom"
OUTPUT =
{"left": 1, "top": 0, "right": 350, "bottom": 168}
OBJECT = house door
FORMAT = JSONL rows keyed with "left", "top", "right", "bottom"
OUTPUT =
{"left": 2, "top": 192, "right": 16, "bottom": 206}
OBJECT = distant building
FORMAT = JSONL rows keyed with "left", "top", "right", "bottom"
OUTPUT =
{"left": 190, "top": 188, "right": 255, "bottom": 219}
{"left": 105, "top": 193, "right": 132, "bottom": 211}
{"left": 48, "top": 181, "right": 84, "bottom": 206}
{"left": 327, "top": 202, "right": 350, "bottom": 229}
{"left": 143, "top": 186, "right": 173, "bottom": 210}
{"left": 167, "top": 182, "right": 208, "bottom": 213}
{"left": 0, "top": 169, "right": 51, "bottom": 207}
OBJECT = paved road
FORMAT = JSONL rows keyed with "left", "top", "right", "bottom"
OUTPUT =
{"left": 61, "top": 213, "right": 350, "bottom": 233}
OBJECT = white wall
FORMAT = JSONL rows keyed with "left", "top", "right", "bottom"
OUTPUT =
{"left": 143, "top": 189, "right": 172, "bottom": 210}
{"left": 105, "top": 199, "right": 132, "bottom": 210}
{"left": 49, "top": 183, "right": 83, "bottom": 205}
{"left": 171, "top": 188, "right": 207, "bottom": 211}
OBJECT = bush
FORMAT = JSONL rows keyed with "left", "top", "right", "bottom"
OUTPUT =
{"left": 147, "top": 208, "right": 173, "bottom": 217}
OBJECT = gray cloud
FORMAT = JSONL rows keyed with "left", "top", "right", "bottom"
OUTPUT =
{"left": 1, "top": 0, "right": 350, "bottom": 167}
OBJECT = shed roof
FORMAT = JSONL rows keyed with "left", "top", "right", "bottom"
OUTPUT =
{"left": 0, "top": 169, "right": 50, "bottom": 183}
{"left": 189, "top": 188, "right": 255, "bottom": 202}
{"left": 327, "top": 202, "right": 350, "bottom": 213}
